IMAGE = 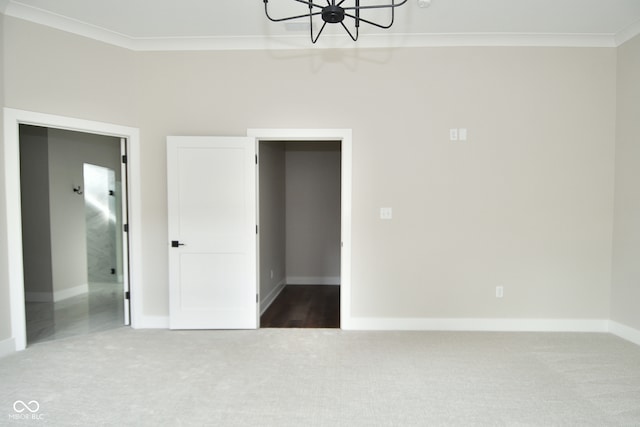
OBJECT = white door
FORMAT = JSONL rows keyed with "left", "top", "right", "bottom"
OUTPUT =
{"left": 167, "top": 136, "right": 257, "bottom": 329}
{"left": 120, "top": 138, "right": 131, "bottom": 325}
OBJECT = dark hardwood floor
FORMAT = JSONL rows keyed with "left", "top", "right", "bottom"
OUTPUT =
{"left": 260, "top": 285, "right": 340, "bottom": 328}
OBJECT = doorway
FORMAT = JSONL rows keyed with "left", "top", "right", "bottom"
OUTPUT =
{"left": 19, "top": 125, "right": 129, "bottom": 345}
{"left": 4, "top": 108, "right": 142, "bottom": 352}
{"left": 257, "top": 140, "right": 342, "bottom": 328}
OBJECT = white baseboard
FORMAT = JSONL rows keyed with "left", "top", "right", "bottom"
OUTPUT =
{"left": 53, "top": 284, "right": 88, "bottom": 302}
{"left": 133, "top": 315, "right": 170, "bottom": 329}
{"left": 260, "top": 280, "right": 286, "bottom": 315}
{"left": 0, "top": 337, "right": 16, "bottom": 358}
{"left": 609, "top": 321, "right": 640, "bottom": 346}
{"left": 343, "top": 317, "right": 609, "bottom": 332}
{"left": 286, "top": 276, "right": 340, "bottom": 285}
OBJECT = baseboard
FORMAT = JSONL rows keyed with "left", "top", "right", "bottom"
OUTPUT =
{"left": 133, "top": 315, "right": 170, "bottom": 329}
{"left": 343, "top": 317, "right": 609, "bottom": 332}
{"left": 53, "top": 284, "right": 88, "bottom": 302}
{"left": 260, "top": 280, "right": 286, "bottom": 315}
{"left": 609, "top": 321, "right": 640, "bottom": 346}
{"left": 286, "top": 276, "right": 340, "bottom": 285}
{"left": 0, "top": 337, "right": 16, "bottom": 358}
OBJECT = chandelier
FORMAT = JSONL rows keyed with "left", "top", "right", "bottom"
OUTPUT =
{"left": 263, "top": 0, "right": 410, "bottom": 43}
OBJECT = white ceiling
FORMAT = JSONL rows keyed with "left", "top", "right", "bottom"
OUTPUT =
{"left": 3, "top": 0, "right": 640, "bottom": 50}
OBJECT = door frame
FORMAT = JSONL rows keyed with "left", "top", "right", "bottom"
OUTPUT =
{"left": 248, "top": 129, "right": 352, "bottom": 329}
{"left": 3, "top": 108, "right": 142, "bottom": 351}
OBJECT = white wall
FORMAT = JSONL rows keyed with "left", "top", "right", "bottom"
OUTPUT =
{"left": 0, "top": 14, "right": 11, "bottom": 347}
{"left": 2, "top": 15, "right": 619, "bottom": 331}
{"left": 259, "top": 142, "right": 286, "bottom": 311}
{"left": 285, "top": 142, "right": 341, "bottom": 284}
{"left": 135, "top": 47, "right": 615, "bottom": 321}
{"left": 2, "top": 16, "right": 137, "bottom": 125}
{"left": 611, "top": 33, "right": 640, "bottom": 332}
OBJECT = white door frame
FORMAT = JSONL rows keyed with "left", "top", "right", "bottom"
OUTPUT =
{"left": 248, "top": 128, "right": 352, "bottom": 329}
{"left": 3, "top": 108, "right": 143, "bottom": 351}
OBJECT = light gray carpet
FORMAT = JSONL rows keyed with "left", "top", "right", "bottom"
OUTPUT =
{"left": 1, "top": 328, "right": 640, "bottom": 426}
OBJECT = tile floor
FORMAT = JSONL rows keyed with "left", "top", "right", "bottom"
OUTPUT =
{"left": 25, "top": 282, "right": 125, "bottom": 345}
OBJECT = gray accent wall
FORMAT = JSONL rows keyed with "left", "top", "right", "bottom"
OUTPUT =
{"left": 611, "top": 34, "right": 640, "bottom": 331}
{"left": 259, "top": 143, "right": 286, "bottom": 310}
{"left": 258, "top": 141, "right": 342, "bottom": 312}
{"left": 19, "top": 126, "right": 54, "bottom": 299}
{"left": 285, "top": 143, "right": 341, "bottom": 284}
{"left": 19, "top": 125, "right": 121, "bottom": 301}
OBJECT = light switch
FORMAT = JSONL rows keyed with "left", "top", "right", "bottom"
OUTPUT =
{"left": 459, "top": 128, "right": 467, "bottom": 141}
{"left": 449, "top": 129, "right": 458, "bottom": 141}
{"left": 380, "top": 207, "right": 393, "bottom": 220}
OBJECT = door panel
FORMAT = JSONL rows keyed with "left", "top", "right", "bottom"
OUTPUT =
{"left": 167, "top": 136, "right": 257, "bottom": 329}
{"left": 120, "top": 138, "right": 131, "bottom": 325}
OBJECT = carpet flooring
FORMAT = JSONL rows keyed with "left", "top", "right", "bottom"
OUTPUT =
{"left": 1, "top": 328, "right": 640, "bottom": 426}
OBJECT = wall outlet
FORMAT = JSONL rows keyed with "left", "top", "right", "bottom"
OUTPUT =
{"left": 496, "top": 286, "right": 504, "bottom": 298}
{"left": 380, "top": 207, "right": 393, "bottom": 220}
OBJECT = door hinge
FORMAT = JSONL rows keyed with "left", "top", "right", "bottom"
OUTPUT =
{"left": 256, "top": 225, "right": 258, "bottom": 234}
{"left": 124, "top": 224, "right": 129, "bottom": 233}
{"left": 122, "top": 155, "right": 127, "bottom": 164}
{"left": 256, "top": 294, "right": 259, "bottom": 303}
{"left": 255, "top": 154, "right": 258, "bottom": 165}
{"left": 125, "top": 291, "right": 130, "bottom": 300}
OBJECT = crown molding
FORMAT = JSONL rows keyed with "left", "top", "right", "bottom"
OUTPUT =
{"left": 614, "top": 18, "right": 640, "bottom": 46}
{"left": 132, "top": 33, "right": 618, "bottom": 51}
{"left": 3, "top": 0, "right": 135, "bottom": 48}
{"left": 2, "top": 0, "right": 628, "bottom": 51}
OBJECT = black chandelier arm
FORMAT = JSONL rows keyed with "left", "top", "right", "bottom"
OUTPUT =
{"left": 311, "top": 21, "right": 329, "bottom": 43}
{"left": 343, "top": 11, "right": 395, "bottom": 29}
{"left": 263, "top": 2, "right": 323, "bottom": 22}
{"left": 340, "top": 0, "right": 409, "bottom": 11}
{"left": 340, "top": 21, "right": 360, "bottom": 41}
{"left": 292, "top": 0, "right": 325, "bottom": 9}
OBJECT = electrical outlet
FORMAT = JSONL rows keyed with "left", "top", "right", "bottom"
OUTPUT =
{"left": 496, "top": 286, "right": 504, "bottom": 298}
{"left": 380, "top": 207, "right": 393, "bottom": 220}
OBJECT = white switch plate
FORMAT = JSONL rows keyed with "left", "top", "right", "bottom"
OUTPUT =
{"left": 496, "top": 286, "right": 504, "bottom": 298}
{"left": 459, "top": 128, "right": 467, "bottom": 141}
{"left": 380, "top": 207, "right": 393, "bottom": 220}
{"left": 449, "top": 128, "right": 458, "bottom": 141}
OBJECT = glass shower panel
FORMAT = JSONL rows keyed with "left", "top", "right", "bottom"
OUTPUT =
{"left": 83, "top": 163, "right": 120, "bottom": 284}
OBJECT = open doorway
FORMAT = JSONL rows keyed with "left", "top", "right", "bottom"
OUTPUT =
{"left": 258, "top": 141, "right": 341, "bottom": 328}
{"left": 19, "top": 125, "right": 129, "bottom": 345}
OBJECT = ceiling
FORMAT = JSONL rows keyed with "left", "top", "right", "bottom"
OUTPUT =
{"left": 2, "top": 0, "right": 640, "bottom": 50}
